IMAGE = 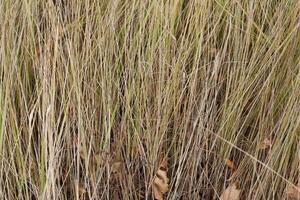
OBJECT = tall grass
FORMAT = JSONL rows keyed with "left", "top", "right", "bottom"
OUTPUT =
{"left": 1, "top": 0, "right": 300, "bottom": 199}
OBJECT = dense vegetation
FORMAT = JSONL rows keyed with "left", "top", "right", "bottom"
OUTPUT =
{"left": 1, "top": 0, "right": 300, "bottom": 199}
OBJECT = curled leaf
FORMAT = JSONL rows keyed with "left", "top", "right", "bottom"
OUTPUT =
{"left": 225, "top": 159, "right": 236, "bottom": 171}
{"left": 286, "top": 185, "right": 300, "bottom": 199}
{"left": 220, "top": 183, "right": 240, "bottom": 200}
{"left": 153, "top": 158, "right": 169, "bottom": 200}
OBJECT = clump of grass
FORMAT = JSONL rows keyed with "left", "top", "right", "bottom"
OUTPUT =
{"left": 1, "top": 0, "right": 300, "bottom": 199}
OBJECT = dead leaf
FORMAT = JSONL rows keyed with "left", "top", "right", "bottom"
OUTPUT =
{"left": 286, "top": 185, "right": 300, "bottom": 199}
{"left": 111, "top": 161, "right": 122, "bottom": 174}
{"left": 112, "top": 190, "right": 120, "bottom": 200}
{"left": 225, "top": 159, "right": 236, "bottom": 171}
{"left": 220, "top": 183, "right": 241, "bottom": 200}
{"left": 35, "top": 43, "right": 41, "bottom": 59}
{"left": 153, "top": 158, "right": 169, "bottom": 200}
{"left": 259, "top": 138, "right": 272, "bottom": 149}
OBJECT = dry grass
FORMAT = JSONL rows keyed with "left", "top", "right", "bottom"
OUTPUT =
{"left": 1, "top": 0, "right": 300, "bottom": 199}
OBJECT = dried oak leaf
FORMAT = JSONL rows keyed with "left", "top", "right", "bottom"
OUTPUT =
{"left": 220, "top": 183, "right": 241, "bottom": 200}
{"left": 111, "top": 161, "right": 122, "bottom": 174}
{"left": 286, "top": 185, "right": 300, "bottom": 199}
{"left": 225, "top": 159, "right": 236, "bottom": 171}
{"left": 259, "top": 138, "right": 272, "bottom": 150}
{"left": 153, "top": 159, "right": 169, "bottom": 200}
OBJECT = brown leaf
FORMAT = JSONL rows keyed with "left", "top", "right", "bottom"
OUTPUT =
{"left": 111, "top": 161, "right": 122, "bottom": 174}
{"left": 220, "top": 183, "right": 241, "bottom": 200}
{"left": 286, "top": 185, "right": 300, "bottom": 199}
{"left": 225, "top": 159, "right": 236, "bottom": 171}
{"left": 259, "top": 138, "right": 272, "bottom": 149}
{"left": 153, "top": 158, "right": 169, "bottom": 200}
{"left": 35, "top": 43, "right": 41, "bottom": 59}
{"left": 112, "top": 190, "right": 120, "bottom": 200}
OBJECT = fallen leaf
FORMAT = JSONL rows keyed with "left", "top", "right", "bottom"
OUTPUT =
{"left": 220, "top": 183, "right": 240, "bottom": 200}
{"left": 112, "top": 190, "right": 120, "bottom": 200}
{"left": 111, "top": 161, "right": 122, "bottom": 174}
{"left": 225, "top": 159, "right": 236, "bottom": 171}
{"left": 35, "top": 43, "right": 41, "bottom": 59}
{"left": 259, "top": 138, "right": 272, "bottom": 149}
{"left": 286, "top": 185, "right": 300, "bottom": 199}
{"left": 153, "top": 158, "right": 169, "bottom": 200}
